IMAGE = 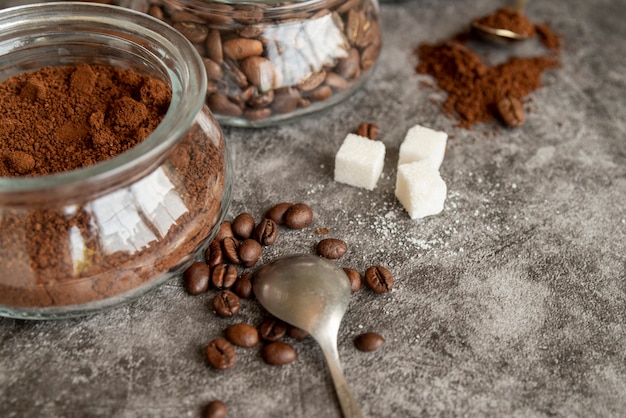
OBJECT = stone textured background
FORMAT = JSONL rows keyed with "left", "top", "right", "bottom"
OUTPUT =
{"left": 1, "top": 0, "right": 625, "bottom": 417}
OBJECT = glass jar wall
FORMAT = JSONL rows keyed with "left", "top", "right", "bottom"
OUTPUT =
{"left": 0, "top": 3, "right": 232, "bottom": 319}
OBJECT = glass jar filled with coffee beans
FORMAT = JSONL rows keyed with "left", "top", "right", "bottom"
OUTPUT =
{"left": 86, "top": 0, "right": 383, "bottom": 127}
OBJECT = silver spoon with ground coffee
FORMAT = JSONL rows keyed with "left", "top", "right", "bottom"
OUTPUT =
{"left": 471, "top": 0, "right": 534, "bottom": 44}
{"left": 254, "top": 255, "right": 363, "bottom": 418}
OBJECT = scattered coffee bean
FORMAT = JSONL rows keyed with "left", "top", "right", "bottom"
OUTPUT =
{"left": 261, "top": 341, "right": 297, "bottom": 365}
{"left": 222, "top": 236, "right": 241, "bottom": 264}
{"left": 364, "top": 265, "right": 394, "bottom": 294}
{"left": 287, "top": 325, "right": 309, "bottom": 339}
{"left": 215, "top": 221, "right": 234, "bottom": 242}
{"left": 497, "top": 95, "right": 525, "bottom": 127}
{"left": 211, "top": 264, "right": 238, "bottom": 289}
{"left": 342, "top": 267, "right": 362, "bottom": 292}
{"left": 206, "top": 338, "right": 236, "bottom": 370}
{"left": 224, "top": 323, "right": 260, "bottom": 348}
{"left": 232, "top": 272, "right": 253, "bottom": 299}
{"left": 258, "top": 317, "right": 287, "bottom": 342}
{"left": 316, "top": 238, "right": 347, "bottom": 259}
{"left": 284, "top": 203, "right": 313, "bottom": 229}
{"left": 238, "top": 238, "right": 262, "bottom": 267}
{"left": 231, "top": 212, "right": 255, "bottom": 239}
{"left": 205, "top": 400, "right": 228, "bottom": 418}
{"left": 254, "top": 218, "right": 279, "bottom": 245}
{"left": 356, "top": 122, "right": 378, "bottom": 140}
{"left": 205, "top": 239, "right": 223, "bottom": 268}
{"left": 183, "top": 261, "right": 211, "bottom": 295}
{"left": 354, "top": 332, "right": 385, "bottom": 352}
{"left": 315, "top": 227, "right": 330, "bottom": 235}
{"left": 264, "top": 202, "right": 292, "bottom": 225}
{"left": 213, "top": 290, "right": 241, "bottom": 317}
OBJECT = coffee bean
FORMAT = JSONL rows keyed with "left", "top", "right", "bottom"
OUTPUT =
{"left": 297, "top": 70, "right": 326, "bottom": 92}
{"left": 287, "top": 325, "right": 309, "bottom": 339}
{"left": 316, "top": 238, "right": 347, "bottom": 259}
{"left": 232, "top": 272, "right": 253, "bottom": 299}
{"left": 356, "top": 122, "right": 378, "bottom": 140}
{"left": 213, "top": 290, "right": 241, "bottom": 317}
{"left": 173, "top": 21, "right": 208, "bottom": 44}
{"left": 183, "top": 261, "right": 211, "bottom": 295}
{"left": 324, "top": 72, "right": 349, "bottom": 91}
{"left": 264, "top": 202, "right": 292, "bottom": 224}
{"left": 243, "top": 107, "right": 271, "bottom": 121}
{"left": 224, "top": 323, "right": 260, "bottom": 348}
{"left": 306, "top": 85, "right": 333, "bottom": 102}
{"left": 254, "top": 218, "right": 278, "bottom": 245}
{"left": 211, "top": 263, "right": 238, "bottom": 289}
{"left": 354, "top": 332, "right": 385, "bottom": 352}
{"left": 232, "top": 212, "right": 255, "bottom": 239}
{"left": 271, "top": 87, "right": 301, "bottom": 114}
{"left": 258, "top": 317, "right": 287, "bottom": 342}
{"left": 206, "top": 338, "right": 236, "bottom": 370}
{"left": 284, "top": 203, "right": 313, "bottom": 229}
{"left": 222, "top": 236, "right": 241, "bottom": 264}
{"left": 222, "top": 38, "right": 263, "bottom": 60}
{"left": 497, "top": 96, "right": 525, "bottom": 127}
{"left": 364, "top": 265, "right": 394, "bottom": 294}
{"left": 248, "top": 90, "right": 274, "bottom": 108}
{"left": 207, "top": 93, "right": 244, "bottom": 117}
{"left": 261, "top": 342, "right": 297, "bottom": 365}
{"left": 215, "top": 221, "right": 234, "bottom": 242}
{"left": 337, "top": 48, "right": 361, "bottom": 80}
{"left": 205, "top": 239, "right": 223, "bottom": 268}
{"left": 205, "top": 400, "right": 228, "bottom": 418}
{"left": 343, "top": 267, "right": 362, "bottom": 292}
{"left": 203, "top": 57, "right": 223, "bottom": 81}
{"left": 205, "top": 30, "right": 223, "bottom": 65}
{"left": 239, "top": 238, "right": 262, "bottom": 267}
{"left": 241, "top": 56, "right": 275, "bottom": 93}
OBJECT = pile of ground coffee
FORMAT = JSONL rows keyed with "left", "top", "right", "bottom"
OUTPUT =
{"left": 0, "top": 64, "right": 227, "bottom": 311}
{"left": 414, "top": 10, "right": 561, "bottom": 128}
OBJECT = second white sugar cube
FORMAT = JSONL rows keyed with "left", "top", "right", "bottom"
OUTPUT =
{"left": 395, "top": 161, "right": 447, "bottom": 219}
{"left": 334, "top": 133, "right": 386, "bottom": 191}
{"left": 398, "top": 124, "right": 447, "bottom": 169}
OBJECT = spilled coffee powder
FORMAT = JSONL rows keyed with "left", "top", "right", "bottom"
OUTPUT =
{"left": 415, "top": 12, "right": 561, "bottom": 128}
{"left": 0, "top": 64, "right": 170, "bottom": 176}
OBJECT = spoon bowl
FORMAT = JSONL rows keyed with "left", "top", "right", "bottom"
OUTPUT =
{"left": 254, "top": 254, "right": 362, "bottom": 418}
{"left": 471, "top": 0, "right": 533, "bottom": 44}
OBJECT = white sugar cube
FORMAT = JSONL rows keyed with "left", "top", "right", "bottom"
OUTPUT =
{"left": 334, "top": 133, "right": 385, "bottom": 190}
{"left": 398, "top": 124, "right": 447, "bottom": 169}
{"left": 395, "top": 161, "right": 447, "bottom": 219}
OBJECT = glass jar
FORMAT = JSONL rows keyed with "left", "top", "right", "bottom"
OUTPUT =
{"left": 96, "top": 0, "right": 383, "bottom": 127}
{"left": 0, "top": 3, "right": 232, "bottom": 319}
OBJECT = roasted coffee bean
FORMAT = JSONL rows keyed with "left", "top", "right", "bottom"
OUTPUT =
{"left": 232, "top": 272, "right": 253, "bottom": 299}
{"left": 203, "top": 58, "right": 223, "bottom": 81}
{"left": 316, "top": 238, "right": 347, "bottom": 259}
{"left": 264, "top": 202, "right": 292, "bottom": 224}
{"left": 343, "top": 267, "right": 362, "bottom": 292}
{"left": 224, "top": 323, "right": 260, "bottom": 348}
{"left": 243, "top": 107, "right": 272, "bottom": 121}
{"left": 205, "top": 400, "right": 228, "bottom": 418}
{"left": 306, "top": 85, "right": 333, "bottom": 102}
{"left": 205, "top": 30, "right": 223, "bottom": 65}
{"left": 356, "top": 122, "right": 378, "bottom": 140}
{"left": 354, "top": 332, "right": 385, "bottom": 352}
{"left": 284, "top": 203, "right": 313, "bottom": 229}
{"left": 232, "top": 212, "right": 255, "bottom": 239}
{"left": 361, "top": 43, "right": 379, "bottom": 71}
{"left": 183, "top": 261, "right": 211, "bottom": 295}
{"left": 215, "top": 221, "right": 234, "bottom": 242}
{"left": 324, "top": 72, "right": 349, "bottom": 91}
{"left": 364, "top": 265, "right": 394, "bottom": 294}
{"left": 213, "top": 290, "right": 241, "bottom": 317}
{"left": 241, "top": 56, "right": 276, "bottom": 93}
{"left": 337, "top": 48, "right": 361, "bottom": 80}
{"left": 223, "top": 38, "right": 263, "bottom": 60}
{"left": 497, "top": 96, "right": 525, "bottom": 127}
{"left": 208, "top": 93, "right": 244, "bottom": 117}
{"left": 287, "top": 325, "right": 309, "bottom": 339}
{"left": 205, "top": 239, "right": 223, "bottom": 268}
{"left": 211, "top": 263, "right": 238, "bottom": 289}
{"left": 297, "top": 70, "right": 326, "bottom": 92}
{"left": 173, "top": 21, "right": 208, "bottom": 44}
{"left": 239, "top": 238, "right": 262, "bottom": 267}
{"left": 206, "top": 338, "right": 236, "bottom": 370}
{"left": 271, "top": 87, "right": 301, "bottom": 114}
{"left": 222, "top": 236, "right": 241, "bottom": 264}
{"left": 261, "top": 342, "right": 297, "bottom": 365}
{"left": 254, "top": 218, "right": 279, "bottom": 245}
{"left": 248, "top": 90, "right": 274, "bottom": 108}
{"left": 258, "top": 317, "right": 287, "bottom": 342}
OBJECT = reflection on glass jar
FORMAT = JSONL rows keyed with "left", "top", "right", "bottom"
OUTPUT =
{"left": 102, "top": 0, "right": 383, "bottom": 127}
{"left": 0, "top": 3, "right": 232, "bottom": 319}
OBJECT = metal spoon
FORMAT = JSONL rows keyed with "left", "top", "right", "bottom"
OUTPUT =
{"left": 471, "top": 0, "right": 533, "bottom": 44}
{"left": 253, "top": 254, "right": 363, "bottom": 418}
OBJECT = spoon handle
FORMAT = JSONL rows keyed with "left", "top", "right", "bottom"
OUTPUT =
{"left": 317, "top": 335, "right": 364, "bottom": 418}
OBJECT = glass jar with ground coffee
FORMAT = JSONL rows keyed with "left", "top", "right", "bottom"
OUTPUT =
{"left": 81, "top": 0, "right": 382, "bottom": 127}
{"left": 0, "top": 3, "right": 232, "bottom": 319}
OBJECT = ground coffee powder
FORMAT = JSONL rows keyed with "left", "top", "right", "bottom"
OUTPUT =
{"left": 415, "top": 11, "right": 561, "bottom": 128}
{"left": 0, "top": 64, "right": 227, "bottom": 311}
{"left": 472, "top": 7, "right": 536, "bottom": 38}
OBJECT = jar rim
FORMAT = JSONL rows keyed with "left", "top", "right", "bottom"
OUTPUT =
{"left": 0, "top": 2, "right": 207, "bottom": 197}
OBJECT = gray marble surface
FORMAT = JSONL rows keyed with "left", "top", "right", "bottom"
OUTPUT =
{"left": 1, "top": 0, "right": 625, "bottom": 417}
